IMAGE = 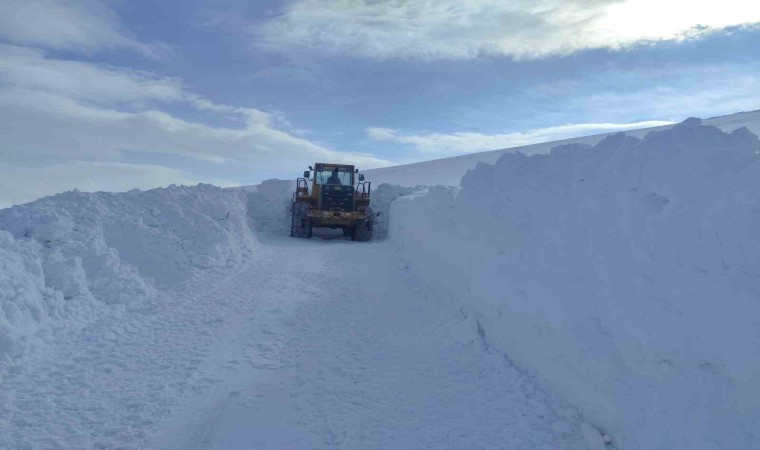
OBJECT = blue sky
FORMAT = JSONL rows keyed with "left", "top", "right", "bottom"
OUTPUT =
{"left": 1, "top": 0, "right": 759, "bottom": 205}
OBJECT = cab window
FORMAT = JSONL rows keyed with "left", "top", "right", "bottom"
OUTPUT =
{"left": 315, "top": 166, "right": 353, "bottom": 185}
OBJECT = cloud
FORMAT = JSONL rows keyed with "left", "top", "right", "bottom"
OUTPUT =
{"left": 251, "top": 0, "right": 760, "bottom": 60}
{"left": 0, "top": 45, "right": 392, "bottom": 205}
{"left": 367, "top": 120, "right": 673, "bottom": 156}
{"left": 0, "top": 87, "right": 391, "bottom": 167}
{"left": 0, "top": 45, "right": 184, "bottom": 105}
{"left": 546, "top": 63, "right": 760, "bottom": 123}
{"left": 0, "top": 0, "right": 150, "bottom": 54}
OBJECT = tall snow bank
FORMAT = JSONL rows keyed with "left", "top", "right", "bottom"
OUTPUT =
{"left": 371, "top": 184, "right": 420, "bottom": 239}
{"left": 0, "top": 184, "right": 255, "bottom": 370}
{"left": 244, "top": 179, "right": 294, "bottom": 235}
{"left": 390, "top": 118, "right": 760, "bottom": 449}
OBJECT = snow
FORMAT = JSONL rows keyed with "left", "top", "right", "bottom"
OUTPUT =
{"left": 0, "top": 232, "right": 593, "bottom": 449}
{"left": 244, "top": 178, "right": 293, "bottom": 235}
{"left": 0, "top": 184, "right": 255, "bottom": 372}
{"left": 389, "top": 118, "right": 760, "bottom": 449}
{"left": 2, "top": 110, "right": 760, "bottom": 449}
{"left": 367, "top": 109, "right": 760, "bottom": 187}
{"left": 0, "top": 230, "right": 61, "bottom": 368}
{"left": 152, "top": 240, "right": 590, "bottom": 450}
{"left": 369, "top": 183, "right": 421, "bottom": 239}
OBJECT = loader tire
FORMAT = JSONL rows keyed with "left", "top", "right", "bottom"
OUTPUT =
{"left": 290, "top": 202, "right": 312, "bottom": 238}
{"left": 352, "top": 207, "right": 374, "bottom": 242}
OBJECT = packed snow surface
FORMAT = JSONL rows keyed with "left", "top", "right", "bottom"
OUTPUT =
{"left": 390, "top": 118, "right": 760, "bottom": 449}
{"left": 2, "top": 112, "right": 760, "bottom": 450}
{"left": 154, "top": 240, "right": 590, "bottom": 450}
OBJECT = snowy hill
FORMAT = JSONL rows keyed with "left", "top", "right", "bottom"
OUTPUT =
{"left": 1, "top": 112, "right": 760, "bottom": 449}
{"left": 365, "top": 109, "right": 760, "bottom": 186}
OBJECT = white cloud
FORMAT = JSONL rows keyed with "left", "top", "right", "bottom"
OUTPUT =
{"left": 0, "top": 87, "right": 391, "bottom": 167}
{"left": 606, "top": 84, "right": 760, "bottom": 122}
{"left": 0, "top": 45, "right": 184, "bottom": 106}
{"left": 252, "top": 0, "right": 760, "bottom": 60}
{"left": 546, "top": 63, "right": 760, "bottom": 122}
{"left": 367, "top": 121, "right": 673, "bottom": 156}
{"left": 0, "top": 0, "right": 149, "bottom": 54}
{"left": 0, "top": 45, "right": 392, "bottom": 205}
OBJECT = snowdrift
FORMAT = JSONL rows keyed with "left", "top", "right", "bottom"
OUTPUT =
{"left": 0, "top": 184, "right": 255, "bottom": 371}
{"left": 390, "top": 118, "right": 760, "bottom": 449}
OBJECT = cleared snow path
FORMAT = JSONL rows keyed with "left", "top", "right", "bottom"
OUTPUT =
{"left": 1, "top": 234, "right": 591, "bottom": 449}
{"left": 155, "top": 235, "right": 589, "bottom": 450}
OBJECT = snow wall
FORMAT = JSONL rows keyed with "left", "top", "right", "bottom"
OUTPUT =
{"left": 245, "top": 179, "right": 294, "bottom": 235}
{"left": 0, "top": 184, "right": 255, "bottom": 371}
{"left": 390, "top": 118, "right": 760, "bottom": 450}
{"left": 371, "top": 184, "right": 420, "bottom": 239}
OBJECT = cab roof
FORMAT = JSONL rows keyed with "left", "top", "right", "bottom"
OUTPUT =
{"left": 315, "top": 163, "right": 354, "bottom": 168}
{"left": 314, "top": 163, "right": 354, "bottom": 171}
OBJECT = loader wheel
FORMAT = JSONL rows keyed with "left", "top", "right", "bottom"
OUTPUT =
{"left": 290, "top": 202, "right": 312, "bottom": 238}
{"left": 352, "top": 207, "right": 374, "bottom": 242}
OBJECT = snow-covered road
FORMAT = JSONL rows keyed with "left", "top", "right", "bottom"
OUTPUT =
{"left": 2, "top": 232, "right": 590, "bottom": 449}
{"left": 159, "top": 234, "right": 592, "bottom": 450}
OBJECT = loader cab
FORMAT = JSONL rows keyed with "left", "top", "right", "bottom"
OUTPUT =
{"left": 307, "top": 164, "right": 355, "bottom": 212}
{"left": 313, "top": 164, "right": 354, "bottom": 186}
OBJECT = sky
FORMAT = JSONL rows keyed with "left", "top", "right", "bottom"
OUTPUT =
{"left": 1, "top": 0, "right": 760, "bottom": 206}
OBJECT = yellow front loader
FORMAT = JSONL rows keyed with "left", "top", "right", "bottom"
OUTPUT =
{"left": 290, "top": 163, "right": 373, "bottom": 241}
